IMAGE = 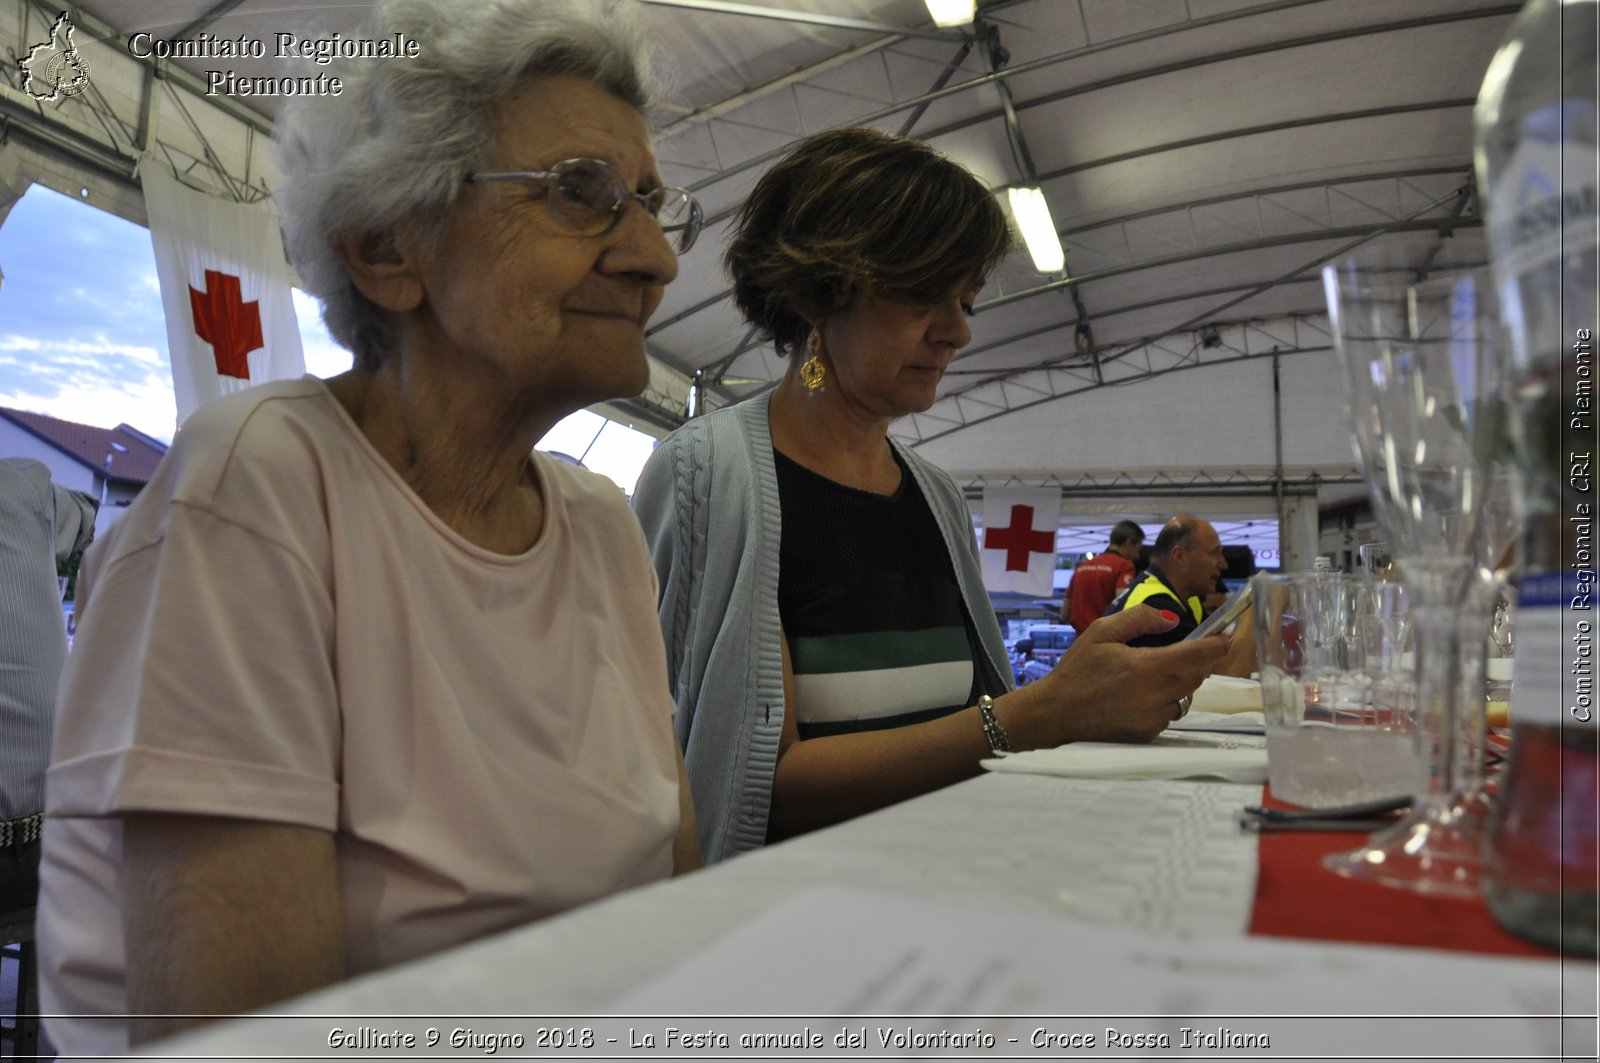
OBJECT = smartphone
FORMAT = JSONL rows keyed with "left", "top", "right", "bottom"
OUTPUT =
{"left": 1185, "top": 583, "right": 1253, "bottom": 641}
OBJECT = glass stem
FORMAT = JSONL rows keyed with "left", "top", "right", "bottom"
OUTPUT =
{"left": 1453, "top": 580, "right": 1497, "bottom": 805}
{"left": 1402, "top": 560, "right": 1473, "bottom": 805}
{"left": 1409, "top": 601, "right": 1461, "bottom": 803}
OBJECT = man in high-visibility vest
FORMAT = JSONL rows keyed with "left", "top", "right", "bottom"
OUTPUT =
{"left": 1106, "top": 516, "right": 1226, "bottom": 647}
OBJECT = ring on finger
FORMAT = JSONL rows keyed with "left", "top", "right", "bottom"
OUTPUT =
{"left": 1175, "top": 694, "right": 1193, "bottom": 720}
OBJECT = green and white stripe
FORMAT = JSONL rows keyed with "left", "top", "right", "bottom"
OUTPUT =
{"left": 791, "top": 626, "right": 973, "bottom": 731}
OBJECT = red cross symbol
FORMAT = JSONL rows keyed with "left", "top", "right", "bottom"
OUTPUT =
{"left": 984, "top": 504, "right": 1054, "bottom": 572}
{"left": 189, "top": 269, "right": 263, "bottom": 380}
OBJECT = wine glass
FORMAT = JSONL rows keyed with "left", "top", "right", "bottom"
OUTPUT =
{"left": 1453, "top": 466, "right": 1518, "bottom": 831}
{"left": 1357, "top": 540, "right": 1393, "bottom": 576}
{"left": 1321, "top": 260, "right": 1507, "bottom": 896}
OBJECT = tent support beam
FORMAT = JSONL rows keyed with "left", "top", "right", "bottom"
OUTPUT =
{"left": 681, "top": 0, "right": 1340, "bottom": 194}
{"left": 956, "top": 470, "right": 1357, "bottom": 498}
{"left": 679, "top": 2, "right": 1513, "bottom": 197}
{"left": 650, "top": 162, "right": 1473, "bottom": 340}
{"left": 1273, "top": 349, "right": 1287, "bottom": 560}
{"left": 639, "top": 0, "right": 960, "bottom": 41}
{"left": 896, "top": 39, "right": 974, "bottom": 137}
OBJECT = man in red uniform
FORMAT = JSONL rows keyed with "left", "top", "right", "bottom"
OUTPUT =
{"left": 1061, "top": 520, "right": 1145, "bottom": 634}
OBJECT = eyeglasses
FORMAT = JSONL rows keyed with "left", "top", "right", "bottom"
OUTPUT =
{"left": 465, "top": 158, "right": 702, "bottom": 254}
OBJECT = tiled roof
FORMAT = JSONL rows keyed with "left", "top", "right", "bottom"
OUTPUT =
{"left": 0, "top": 407, "right": 167, "bottom": 485}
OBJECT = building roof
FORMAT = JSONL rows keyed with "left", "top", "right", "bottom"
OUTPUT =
{"left": 0, "top": 406, "right": 167, "bottom": 485}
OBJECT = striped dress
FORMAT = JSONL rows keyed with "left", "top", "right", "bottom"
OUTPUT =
{"left": 775, "top": 448, "right": 980, "bottom": 738}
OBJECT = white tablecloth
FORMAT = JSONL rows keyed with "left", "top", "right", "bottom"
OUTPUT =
{"left": 154, "top": 771, "right": 1587, "bottom": 1059}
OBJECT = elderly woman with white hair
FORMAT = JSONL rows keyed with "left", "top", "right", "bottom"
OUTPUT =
{"left": 36, "top": 0, "right": 702, "bottom": 1052}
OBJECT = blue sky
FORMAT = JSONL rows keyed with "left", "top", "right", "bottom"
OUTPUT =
{"left": 0, "top": 184, "right": 190, "bottom": 434}
{"left": 0, "top": 183, "right": 657, "bottom": 488}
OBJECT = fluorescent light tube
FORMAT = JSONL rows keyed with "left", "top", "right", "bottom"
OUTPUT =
{"left": 924, "top": 0, "right": 975, "bottom": 28}
{"left": 1007, "top": 186, "right": 1064, "bottom": 273}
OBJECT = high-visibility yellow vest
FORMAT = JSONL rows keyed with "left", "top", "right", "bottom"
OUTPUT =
{"left": 1118, "top": 570, "right": 1203, "bottom": 625}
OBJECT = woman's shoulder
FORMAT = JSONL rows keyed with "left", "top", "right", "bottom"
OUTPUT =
{"left": 892, "top": 441, "right": 962, "bottom": 499}
{"left": 659, "top": 398, "right": 766, "bottom": 452}
{"left": 85, "top": 379, "right": 342, "bottom": 570}
{"left": 533, "top": 452, "right": 630, "bottom": 515}
{"left": 533, "top": 453, "right": 660, "bottom": 570}
{"left": 639, "top": 398, "right": 771, "bottom": 493}
{"left": 150, "top": 378, "right": 345, "bottom": 512}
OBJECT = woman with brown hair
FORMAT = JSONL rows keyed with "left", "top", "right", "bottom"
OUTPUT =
{"left": 634, "top": 128, "right": 1225, "bottom": 864}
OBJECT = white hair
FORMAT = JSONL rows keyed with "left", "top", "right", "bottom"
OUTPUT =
{"left": 273, "top": 0, "right": 656, "bottom": 367}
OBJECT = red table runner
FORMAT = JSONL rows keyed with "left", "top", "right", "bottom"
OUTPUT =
{"left": 1247, "top": 784, "right": 1555, "bottom": 958}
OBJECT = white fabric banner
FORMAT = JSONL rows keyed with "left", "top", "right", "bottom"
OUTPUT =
{"left": 979, "top": 486, "right": 1061, "bottom": 597}
{"left": 141, "top": 163, "right": 304, "bottom": 426}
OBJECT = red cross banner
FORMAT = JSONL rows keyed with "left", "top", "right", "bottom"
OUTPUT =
{"left": 141, "top": 163, "right": 304, "bottom": 426}
{"left": 979, "top": 486, "right": 1061, "bottom": 598}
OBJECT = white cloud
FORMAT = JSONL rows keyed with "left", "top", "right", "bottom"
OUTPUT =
{"left": 91, "top": 335, "right": 164, "bottom": 367}
{"left": 0, "top": 334, "right": 163, "bottom": 365}
{"left": 0, "top": 377, "right": 178, "bottom": 441}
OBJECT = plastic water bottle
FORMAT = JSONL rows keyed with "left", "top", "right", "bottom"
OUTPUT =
{"left": 1473, "top": 0, "right": 1599, "bottom": 955}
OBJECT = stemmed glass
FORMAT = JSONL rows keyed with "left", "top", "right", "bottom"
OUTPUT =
{"left": 1453, "top": 467, "right": 1518, "bottom": 831}
{"left": 1321, "top": 260, "right": 1506, "bottom": 896}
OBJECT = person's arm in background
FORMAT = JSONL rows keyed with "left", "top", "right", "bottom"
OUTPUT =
{"left": 1213, "top": 607, "right": 1258, "bottom": 678}
{"left": 1059, "top": 567, "right": 1075, "bottom": 625}
{"left": 50, "top": 484, "right": 98, "bottom": 562}
{"left": 0, "top": 457, "right": 97, "bottom": 563}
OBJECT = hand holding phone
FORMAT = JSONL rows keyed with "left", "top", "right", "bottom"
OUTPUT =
{"left": 1185, "top": 583, "right": 1253, "bottom": 641}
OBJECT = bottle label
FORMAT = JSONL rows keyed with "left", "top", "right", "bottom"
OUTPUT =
{"left": 1488, "top": 129, "right": 1600, "bottom": 283}
{"left": 1513, "top": 573, "right": 1597, "bottom": 727}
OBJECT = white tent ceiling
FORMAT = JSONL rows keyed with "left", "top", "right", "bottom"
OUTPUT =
{"left": 0, "top": 0, "right": 1511, "bottom": 526}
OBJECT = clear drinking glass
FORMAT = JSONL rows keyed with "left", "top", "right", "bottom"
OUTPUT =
{"left": 1321, "top": 260, "right": 1507, "bottom": 896}
{"left": 1452, "top": 467, "right": 1519, "bottom": 830}
{"left": 1256, "top": 570, "right": 1416, "bottom": 808}
{"left": 1357, "top": 541, "right": 1393, "bottom": 576}
{"left": 1485, "top": 587, "right": 1515, "bottom": 723}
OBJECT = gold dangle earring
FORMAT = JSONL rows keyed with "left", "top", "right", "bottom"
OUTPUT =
{"left": 800, "top": 329, "right": 827, "bottom": 394}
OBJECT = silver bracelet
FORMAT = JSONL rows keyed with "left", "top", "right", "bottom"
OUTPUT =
{"left": 977, "top": 694, "right": 1011, "bottom": 755}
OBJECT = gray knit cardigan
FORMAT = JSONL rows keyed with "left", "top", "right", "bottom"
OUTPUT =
{"left": 631, "top": 394, "right": 1012, "bottom": 864}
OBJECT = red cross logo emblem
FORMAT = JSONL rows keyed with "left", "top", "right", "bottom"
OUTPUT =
{"left": 189, "top": 269, "right": 263, "bottom": 380}
{"left": 984, "top": 505, "right": 1054, "bottom": 572}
